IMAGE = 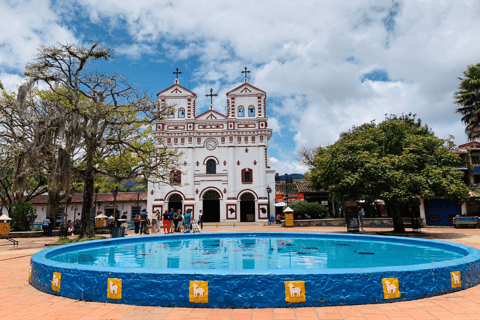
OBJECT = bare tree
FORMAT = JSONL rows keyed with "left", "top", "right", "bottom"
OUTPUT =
{"left": 25, "top": 41, "right": 180, "bottom": 237}
{"left": 297, "top": 146, "right": 321, "bottom": 167}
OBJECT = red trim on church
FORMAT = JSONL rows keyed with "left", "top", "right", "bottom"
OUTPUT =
{"left": 226, "top": 82, "right": 266, "bottom": 95}
{"left": 156, "top": 83, "right": 197, "bottom": 98}
{"left": 203, "top": 156, "right": 220, "bottom": 165}
{"left": 199, "top": 187, "right": 224, "bottom": 199}
{"left": 241, "top": 168, "right": 253, "bottom": 184}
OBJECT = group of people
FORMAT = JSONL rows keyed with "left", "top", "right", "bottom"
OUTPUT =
{"left": 132, "top": 208, "right": 204, "bottom": 235}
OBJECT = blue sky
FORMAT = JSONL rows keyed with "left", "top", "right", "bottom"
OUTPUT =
{"left": 2, "top": 0, "right": 480, "bottom": 175}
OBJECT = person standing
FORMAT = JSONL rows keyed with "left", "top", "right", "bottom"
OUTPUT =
{"left": 198, "top": 210, "right": 203, "bottom": 229}
{"left": 163, "top": 210, "right": 170, "bottom": 234}
{"left": 168, "top": 208, "right": 175, "bottom": 233}
{"left": 151, "top": 210, "right": 157, "bottom": 234}
{"left": 173, "top": 210, "right": 179, "bottom": 232}
{"left": 134, "top": 215, "right": 140, "bottom": 234}
{"left": 140, "top": 209, "right": 148, "bottom": 234}
{"left": 176, "top": 210, "right": 184, "bottom": 232}
{"left": 47, "top": 216, "right": 53, "bottom": 237}
{"left": 184, "top": 210, "right": 192, "bottom": 233}
{"left": 42, "top": 216, "right": 50, "bottom": 237}
{"left": 358, "top": 207, "right": 365, "bottom": 231}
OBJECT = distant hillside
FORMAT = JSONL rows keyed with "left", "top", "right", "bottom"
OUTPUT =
{"left": 275, "top": 173, "right": 305, "bottom": 182}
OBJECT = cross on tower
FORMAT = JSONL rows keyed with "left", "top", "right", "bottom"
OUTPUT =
{"left": 241, "top": 67, "right": 250, "bottom": 80}
{"left": 173, "top": 68, "right": 182, "bottom": 79}
{"left": 206, "top": 88, "right": 218, "bottom": 105}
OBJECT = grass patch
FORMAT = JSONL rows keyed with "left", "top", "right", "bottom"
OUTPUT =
{"left": 52, "top": 236, "right": 106, "bottom": 245}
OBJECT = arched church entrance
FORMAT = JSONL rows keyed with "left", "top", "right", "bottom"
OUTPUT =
{"left": 167, "top": 193, "right": 183, "bottom": 213}
{"left": 240, "top": 192, "right": 256, "bottom": 222}
{"left": 202, "top": 190, "right": 220, "bottom": 222}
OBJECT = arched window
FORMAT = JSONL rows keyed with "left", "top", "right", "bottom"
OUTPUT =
{"left": 178, "top": 108, "right": 185, "bottom": 118}
{"left": 206, "top": 159, "right": 216, "bottom": 174}
{"left": 241, "top": 168, "right": 253, "bottom": 184}
{"left": 238, "top": 107, "right": 245, "bottom": 117}
{"left": 170, "top": 170, "right": 181, "bottom": 185}
{"left": 248, "top": 106, "right": 255, "bottom": 117}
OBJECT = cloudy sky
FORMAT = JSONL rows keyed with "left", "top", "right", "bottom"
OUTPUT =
{"left": 2, "top": 0, "right": 480, "bottom": 175}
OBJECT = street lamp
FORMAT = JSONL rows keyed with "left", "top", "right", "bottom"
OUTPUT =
{"left": 136, "top": 189, "right": 141, "bottom": 218}
{"left": 284, "top": 173, "right": 289, "bottom": 207}
{"left": 266, "top": 185, "right": 272, "bottom": 225}
{"left": 73, "top": 206, "right": 78, "bottom": 224}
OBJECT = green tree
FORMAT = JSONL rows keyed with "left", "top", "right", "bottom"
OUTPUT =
{"left": 455, "top": 63, "right": 480, "bottom": 140}
{"left": 25, "top": 41, "right": 180, "bottom": 238}
{"left": 306, "top": 114, "right": 469, "bottom": 233}
{"left": 287, "top": 201, "right": 327, "bottom": 219}
{"left": 10, "top": 199, "right": 37, "bottom": 231}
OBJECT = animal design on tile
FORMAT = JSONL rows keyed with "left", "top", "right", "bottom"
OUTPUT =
{"left": 192, "top": 284, "right": 204, "bottom": 297}
{"left": 109, "top": 281, "right": 118, "bottom": 295}
{"left": 452, "top": 272, "right": 460, "bottom": 285}
{"left": 288, "top": 283, "right": 301, "bottom": 298}
{"left": 384, "top": 280, "right": 396, "bottom": 294}
{"left": 53, "top": 274, "right": 59, "bottom": 287}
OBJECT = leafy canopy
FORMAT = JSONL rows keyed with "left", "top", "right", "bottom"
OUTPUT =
{"left": 306, "top": 114, "right": 469, "bottom": 206}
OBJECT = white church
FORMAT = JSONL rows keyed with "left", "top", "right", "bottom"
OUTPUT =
{"left": 147, "top": 69, "right": 276, "bottom": 222}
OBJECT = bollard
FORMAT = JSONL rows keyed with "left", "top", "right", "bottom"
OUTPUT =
{"left": 216, "top": 223, "right": 218, "bottom": 228}
{"left": 263, "top": 221, "right": 266, "bottom": 226}
{"left": 233, "top": 222, "right": 235, "bottom": 227}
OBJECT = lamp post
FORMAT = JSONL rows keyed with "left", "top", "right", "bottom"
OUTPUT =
{"left": 73, "top": 206, "right": 78, "bottom": 224}
{"left": 284, "top": 173, "right": 289, "bottom": 207}
{"left": 136, "top": 189, "right": 141, "bottom": 218}
{"left": 266, "top": 185, "right": 272, "bottom": 225}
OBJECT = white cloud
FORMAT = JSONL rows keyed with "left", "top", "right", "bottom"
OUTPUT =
{"left": 0, "top": 1, "right": 78, "bottom": 72}
{"left": 115, "top": 43, "right": 158, "bottom": 60}
{"left": 0, "top": 72, "right": 25, "bottom": 92}
{"left": 3, "top": 0, "right": 480, "bottom": 171}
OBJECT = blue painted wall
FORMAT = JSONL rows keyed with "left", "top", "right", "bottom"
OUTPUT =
{"left": 424, "top": 199, "right": 462, "bottom": 226}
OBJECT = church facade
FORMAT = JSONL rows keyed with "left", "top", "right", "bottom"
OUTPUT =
{"left": 147, "top": 73, "right": 276, "bottom": 222}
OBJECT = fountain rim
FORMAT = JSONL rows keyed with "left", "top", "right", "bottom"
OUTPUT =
{"left": 31, "top": 232, "right": 480, "bottom": 276}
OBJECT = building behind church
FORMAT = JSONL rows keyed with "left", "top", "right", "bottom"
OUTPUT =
{"left": 147, "top": 71, "right": 276, "bottom": 222}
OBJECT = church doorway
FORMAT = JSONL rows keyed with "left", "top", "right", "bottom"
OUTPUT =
{"left": 167, "top": 193, "right": 183, "bottom": 213}
{"left": 202, "top": 190, "right": 220, "bottom": 222}
{"left": 240, "top": 192, "right": 256, "bottom": 222}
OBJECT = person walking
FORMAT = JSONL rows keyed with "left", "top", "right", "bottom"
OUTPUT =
{"left": 358, "top": 207, "right": 365, "bottom": 231}
{"left": 163, "top": 210, "right": 170, "bottom": 234}
{"left": 140, "top": 209, "right": 148, "bottom": 234}
{"left": 168, "top": 208, "right": 175, "bottom": 233}
{"left": 184, "top": 210, "right": 192, "bottom": 233}
{"left": 198, "top": 210, "right": 203, "bottom": 229}
{"left": 42, "top": 216, "right": 50, "bottom": 237}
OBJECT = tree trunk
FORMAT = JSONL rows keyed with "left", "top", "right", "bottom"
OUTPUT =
{"left": 47, "top": 191, "right": 61, "bottom": 228}
{"left": 80, "top": 141, "right": 96, "bottom": 238}
{"left": 387, "top": 201, "right": 406, "bottom": 233}
{"left": 112, "top": 186, "right": 119, "bottom": 222}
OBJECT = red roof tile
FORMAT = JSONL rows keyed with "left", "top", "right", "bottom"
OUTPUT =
{"left": 27, "top": 192, "right": 147, "bottom": 204}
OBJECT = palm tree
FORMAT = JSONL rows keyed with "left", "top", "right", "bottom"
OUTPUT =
{"left": 455, "top": 63, "right": 480, "bottom": 140}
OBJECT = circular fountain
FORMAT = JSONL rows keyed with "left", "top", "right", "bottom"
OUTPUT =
{"left": 30, "top": 232, "right": 480, "bottom": 308}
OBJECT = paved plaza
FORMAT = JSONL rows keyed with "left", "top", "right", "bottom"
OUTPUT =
{"left": 2, "top": 224, "right": 480, "bottom": 320}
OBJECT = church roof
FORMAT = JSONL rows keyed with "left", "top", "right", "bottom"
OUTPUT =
{"left": 226, "top": 82, "right": 266, "bottom": 96}
{"left": 195, "top": 109, "right": 227, "bottom": 120}
{"left": 156, "top": 83, "right": 197, "bottom": 98}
